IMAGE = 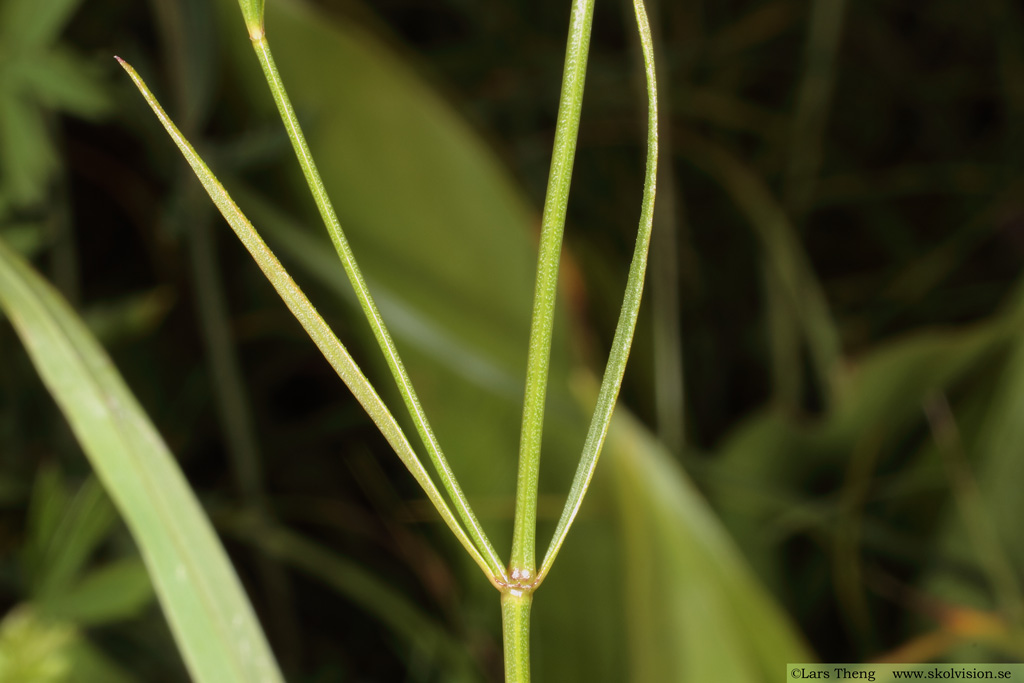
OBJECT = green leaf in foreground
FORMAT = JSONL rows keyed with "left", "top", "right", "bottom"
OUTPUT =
{"left": 0, "top": 236, "right": 284, "bottom": 683}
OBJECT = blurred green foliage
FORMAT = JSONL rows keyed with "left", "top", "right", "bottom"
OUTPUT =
{"left": 1, "top": 0, "right": 1023, "bottom": 680}
{"left": 0, "top": 0, "right": 110, "bottom": 208}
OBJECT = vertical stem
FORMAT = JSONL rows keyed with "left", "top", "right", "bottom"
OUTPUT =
{"left": 501, "top": 590, "right": 533, "bottom": 683}
{"left": 511, "top": 0, "right": 595, "bottom": 578}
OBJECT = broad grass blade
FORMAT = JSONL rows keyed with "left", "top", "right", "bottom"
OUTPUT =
{"left": 0, "top": 236, "right": 284, "bottom": 683}
{"left": 608, "top": 409, "right": 811, "bottom": 681}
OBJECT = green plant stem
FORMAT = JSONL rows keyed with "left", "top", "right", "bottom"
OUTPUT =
{"left": 538, "top": 0, "right": 658, "bottom": 583}
{"left": 510, "top": 0, "right": 595, "bottom": 579}
{"left": 247, "top": 35, "right": 507, "bottom": 584}
{"left": 117, "top": 57, "right": 504, "bottom": 589}
{"left": 500, "top": 589, "right": 533, "bottom": 683}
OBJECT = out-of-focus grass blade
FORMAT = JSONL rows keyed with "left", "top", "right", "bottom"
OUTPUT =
{"left": 608, "top": 408, "right": 811, "bottom": 681}
{"left": 20, "top": 51, "right": 111, "bottom": 118}
{"left": 0, "top": 90, "right": 58, "bottom": 205}
{"left": 39, "top": 558, "right": 154, "bottom": 626}
{"left": 0, "top": 222, "right": 48, "bottom": 257}
{"left": 23, "top": 465, "right": 70, "bottom": 583}
{"left": 708, "top": 314, "right": 1016, "bottom": 591}
{"left": 0, "top": 236, "right": 284, "bottom": 683}
{"left": 923, "top": 327, "right": 1024, "bottom": 635}
{"left": 677, "top": 130, "right": 842, "bottom": 405}
{"left": 29, "top": 476, "right": 116, "bottom": 601}
{"left": 970, "top": 342, "right": 1024, "bottom": 614}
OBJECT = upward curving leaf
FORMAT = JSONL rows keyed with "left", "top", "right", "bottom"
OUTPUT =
{"left": 0, "top": 236, "right": 284, "bottom": 683}
{"left": 538, "top": 0, "right": 659, "bottom": 583}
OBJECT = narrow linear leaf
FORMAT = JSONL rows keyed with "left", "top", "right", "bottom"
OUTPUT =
{"left": 0, "top": 236, "right": 284, "bottom": 683}
{"left": 116, "top": 58, "right": 502, "bottom": 588}
{"left": 539, "top": 0, "right": 658, "bottom": 582}
{"left": 247, "top": 35, "right": 507, "bottom": 583}
{"left": 230, "top": 186, "right": 522, "bottom": 399}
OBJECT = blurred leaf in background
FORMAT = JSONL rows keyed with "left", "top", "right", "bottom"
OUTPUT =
{"left": 0, "top": 468, "right": 148, "bottom": 683}
{"left": 0, "top": 0, "right": 109, "bottom": 209}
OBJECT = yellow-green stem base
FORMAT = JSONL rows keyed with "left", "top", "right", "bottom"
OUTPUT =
{"left": 501, "top": 590, "right": 533, "bottom": 683}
